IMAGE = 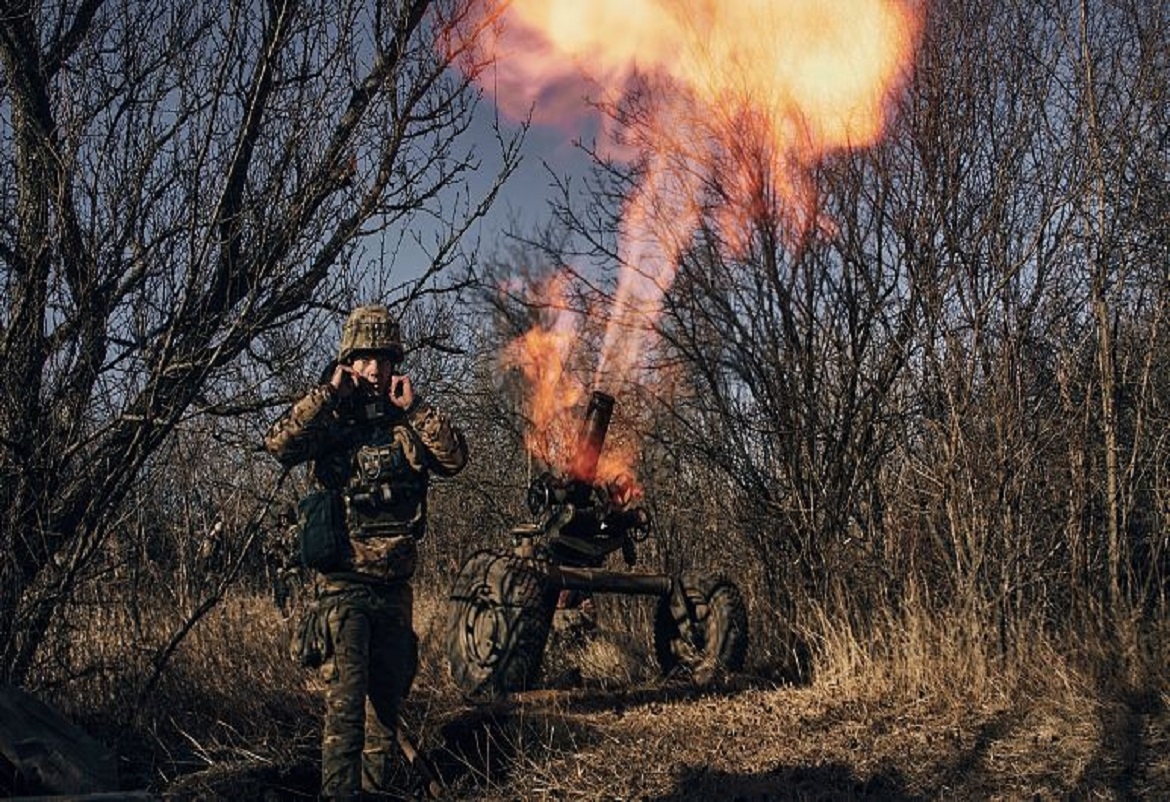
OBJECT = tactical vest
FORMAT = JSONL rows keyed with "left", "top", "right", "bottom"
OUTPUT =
{"left": 322, "top": 398, "right": 430, "bottom": 583}
{"left": 344, "top": 432, "right": 428, "bottom": 539}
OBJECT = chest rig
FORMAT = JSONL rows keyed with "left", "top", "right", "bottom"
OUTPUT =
{"left": 337, "top": 399, "right": 428, "bottom": 540}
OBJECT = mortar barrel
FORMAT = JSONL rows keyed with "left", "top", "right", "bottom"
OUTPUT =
{"left": 569, "top": 390, "right": 614, "bottom": 482}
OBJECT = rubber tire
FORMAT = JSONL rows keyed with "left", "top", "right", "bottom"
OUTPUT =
{"left": 444, "top": 550, "right": 556, "bottom": 702}
{"left": 654, "top": 572, "right": 748, "bottom": 684}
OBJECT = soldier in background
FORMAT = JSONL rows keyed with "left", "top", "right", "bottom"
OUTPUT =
{"left": 265, "top": 305, "right": 467, "bottom": 800}
{"left": 265, "top": 504, "right": 301, "bottom": 616}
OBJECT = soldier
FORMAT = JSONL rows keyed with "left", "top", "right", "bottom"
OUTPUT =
{"left": 265, "top": 304, "right": 467, "bottom": 800}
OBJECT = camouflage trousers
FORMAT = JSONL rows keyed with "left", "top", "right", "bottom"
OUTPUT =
{"left": 319, "top": 579, "right": 417, "bottom": 800}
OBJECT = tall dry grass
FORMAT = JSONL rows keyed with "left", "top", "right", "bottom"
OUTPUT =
{"left": 19, "top": 553, "right": 1169, "bottom": 797}
{"left": 30, "top": 584, "right": 320, "bottom": 794}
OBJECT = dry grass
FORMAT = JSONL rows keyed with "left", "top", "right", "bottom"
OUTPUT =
{"left": 22, "top": 581, "right": 1170, "bottom": 800}
{"left": 415, "top": 586, "right": 1168, "bottom": 800}
{"left": 389, "top": 581, "right": 1164, "bottom": 800}
{"left": 31, "top": 589, "right": 321, "bottom": 796}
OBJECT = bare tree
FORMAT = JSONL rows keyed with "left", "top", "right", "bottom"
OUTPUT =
{"left": 519, "top": 0, "right": 1168, "bottom": 665}
{"left": 0, "top": 0, "right": 520, "bottom": 686}
{"left": 1071, "top": 0, "right": 1169, "bottom": 613}
{"left": 875, "top": 0, "right": 1168, "bottom": 635}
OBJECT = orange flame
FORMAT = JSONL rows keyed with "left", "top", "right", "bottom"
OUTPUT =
{"left": 473, "top": 0, "right": 922, "bottom": 479}
{"left": 498, "top": 274, "right": 644, "bottom": 485}
{"left": 498, "top": 273, "right": 585, "bottom": 470}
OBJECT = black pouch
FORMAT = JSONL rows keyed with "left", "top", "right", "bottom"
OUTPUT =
{"left": 296, "top": 489, "right": 346, "bottom": 571}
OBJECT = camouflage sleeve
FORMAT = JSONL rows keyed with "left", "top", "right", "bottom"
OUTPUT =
{"left": 408, "top": 400, "right": 468, "bottom": 477}
{"left": 264, "top": 384, "right": 339, "bottom": 467}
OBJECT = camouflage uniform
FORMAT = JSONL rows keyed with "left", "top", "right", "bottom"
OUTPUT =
{"left": 265, "top": 306, "right": 467, "bottom": 800}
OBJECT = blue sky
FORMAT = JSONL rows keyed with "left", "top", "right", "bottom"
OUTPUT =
{"left": 380, "top": 84, "right": 601, "bottom": 291}
{"left": 475, "top": 116, "right": 593, "bottom": 246}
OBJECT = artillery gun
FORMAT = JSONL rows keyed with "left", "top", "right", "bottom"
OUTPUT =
{"left": 444, "top": 391, "right": 748, "bottom": 701}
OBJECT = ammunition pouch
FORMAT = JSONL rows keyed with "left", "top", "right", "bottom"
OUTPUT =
{"left": 345, "top": 441, "right": 428, "bottom": 540}
{"left": 297, "top": 489, "right": 347, "bottom": 571}
{"left": 290, "top": 599, "right": 333, "bottom": 668}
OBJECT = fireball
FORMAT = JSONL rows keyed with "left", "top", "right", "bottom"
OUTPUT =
{"left": 473, "top": 0, "right": 922, "bottom": 481}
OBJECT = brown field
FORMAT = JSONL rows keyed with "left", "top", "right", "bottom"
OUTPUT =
{"left": 45, "top": 587, "right": 1164, "bottom": 801}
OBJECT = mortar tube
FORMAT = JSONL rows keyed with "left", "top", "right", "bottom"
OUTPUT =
{"left": 569, "top": 390, "right": 614, "bottom": 483}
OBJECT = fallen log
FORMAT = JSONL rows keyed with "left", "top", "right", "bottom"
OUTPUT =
{"left": 0, "top": 685, "right": 118, "bottom": 796}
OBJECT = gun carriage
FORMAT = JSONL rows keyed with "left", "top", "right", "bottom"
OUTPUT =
{"left": 444, "top": 391, "right": 748, "bottom": 700}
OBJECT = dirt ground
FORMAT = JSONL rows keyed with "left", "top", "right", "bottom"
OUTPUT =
{"left": 417, "top": 675, "right": 1168, "bottom": 801}
{"left": 157, "top": 610, "right": 1170, "bottom": 800}
{"left": 180, "top": 674, "right": 1166, "bottom": 800}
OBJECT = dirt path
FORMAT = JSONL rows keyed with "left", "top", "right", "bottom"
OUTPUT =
{"left": 423, "top": 677, "right": 1169, "bottom": 800}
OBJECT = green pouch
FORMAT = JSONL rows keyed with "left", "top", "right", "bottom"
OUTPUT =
{"left": 289, "top": 601, "right": 333, "bottom": 668}
{"left": 296, "top": 489, "right": 346, "bottom": 571}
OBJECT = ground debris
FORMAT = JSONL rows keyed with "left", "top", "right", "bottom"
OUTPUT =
{"left": 0, "top": 685, "right": 120, "bottom": 796}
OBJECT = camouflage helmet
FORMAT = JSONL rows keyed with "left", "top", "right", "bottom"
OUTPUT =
{"left": 337, "top": 304, "right": 404, "bottom": 363}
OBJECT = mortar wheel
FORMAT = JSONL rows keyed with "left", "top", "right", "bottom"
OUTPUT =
{"left": 444, "top": 549, "right": 556, "bottom": 702}
{"left": 654, "top": 572, "right": 748, "bottom": 684}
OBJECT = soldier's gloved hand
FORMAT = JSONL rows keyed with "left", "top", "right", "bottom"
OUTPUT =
{"left": 329, "top": 364, "right": 361, "bottom": 398}
{"left": 389, "top": 374, "right": 414, "bottom": 411}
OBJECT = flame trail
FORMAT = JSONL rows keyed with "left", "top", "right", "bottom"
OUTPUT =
{"left": 464, "top": 0, "right": 922, "bottom": 478}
